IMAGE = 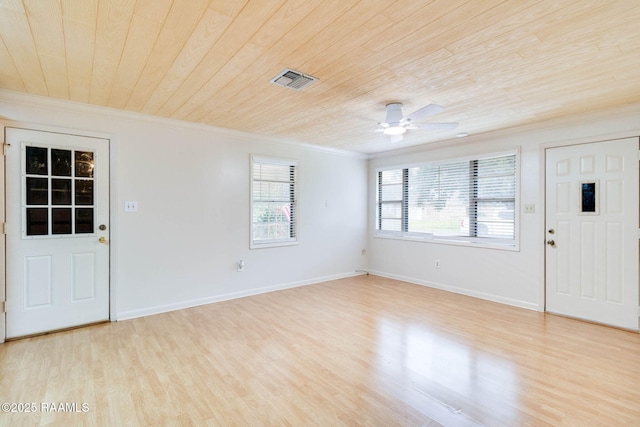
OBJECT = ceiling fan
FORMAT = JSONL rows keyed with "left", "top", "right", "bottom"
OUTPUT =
{"left": 375, "top": 103, "right": 458, "bottom": 142}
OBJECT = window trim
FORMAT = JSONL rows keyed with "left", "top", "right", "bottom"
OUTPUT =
{"left": 374, "top": 149, "right": 520, "bottom": 251}
{"left": 250, "top": 155, "right": 299, "bottom": 249}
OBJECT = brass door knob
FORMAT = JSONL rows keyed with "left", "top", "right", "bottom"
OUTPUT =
{"left": 98, "top": 236, "right": 108, "bottom": 244}
{"left": 546, "top": 239, "right": 555, "bottom": 247}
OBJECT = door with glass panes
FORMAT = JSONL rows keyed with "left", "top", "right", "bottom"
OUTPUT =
{"left": 5, "top": 128, "right": 109, "bottom": 338}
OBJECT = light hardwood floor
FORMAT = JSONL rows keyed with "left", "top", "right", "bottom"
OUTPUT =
{"left": 1, "top": 275, "right": 639, "bottom": 426}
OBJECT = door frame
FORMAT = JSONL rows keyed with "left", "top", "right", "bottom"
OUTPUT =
{"left": 541, "top": 132, "right": 640, "bottom": 328}
{"left": 1, "top": 120, "right": 117, "bottom": 343}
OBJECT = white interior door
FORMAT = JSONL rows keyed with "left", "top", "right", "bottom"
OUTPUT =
{"left": 5, "top": 128, "right": 110, "bottom": 338}
{"left": 0, "top": 138, "right": 5, "bottom": 343}
{"left": 545, "top": 137, "right": 639, "bottom": 330}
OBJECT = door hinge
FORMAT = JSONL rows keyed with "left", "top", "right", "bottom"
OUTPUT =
{"left": 2, "top": 142, "right": 9, "bottom": 156}
{"left": 1, "top": 223, "right": 5, "bottom": 235}
{"left": 0, "top": 301, "right": 5, "bottom": 313}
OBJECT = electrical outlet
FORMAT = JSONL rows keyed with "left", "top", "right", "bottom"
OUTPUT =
{"left": 435, "top": 260, "right": 440, "bottom": 269}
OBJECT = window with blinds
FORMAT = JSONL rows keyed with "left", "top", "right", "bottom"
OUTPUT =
{"left": 377, "top": 153, "right": 517, "bottom": 245}
{"left": 251, "top": 155, "right": 298, "bottom": 248}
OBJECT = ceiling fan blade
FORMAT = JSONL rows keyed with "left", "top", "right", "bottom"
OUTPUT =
{"left": 413, "top": 122, "right": 458, "bottom": 131}
{"left": 404, "top": 104, "right": 444, "bottom": 123}
{"left": 389, "top": 133, "right": 403, "bottom": 143}
{"left": 352, "top": 114, "right": 382, "bottom": 125}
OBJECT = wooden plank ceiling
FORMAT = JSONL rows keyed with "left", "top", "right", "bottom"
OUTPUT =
{"left": 1, "top": 0, "right": 639, "bottom": 153}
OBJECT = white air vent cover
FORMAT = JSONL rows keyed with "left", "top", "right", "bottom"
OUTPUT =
{"left": 270, "top": 68, "right": 317, "bottom": 90}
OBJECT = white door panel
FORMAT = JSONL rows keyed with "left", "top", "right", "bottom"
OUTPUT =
{"left": 6, "top": 128, "right": 109, "bottom": 338}
{"left": 545, "top": 138, "right": 639, "bottom": 330}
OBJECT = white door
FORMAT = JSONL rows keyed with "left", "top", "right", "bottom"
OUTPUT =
{"left": 545, "top": 137, "right": 639, "bottom": 330}
{"left": 5, "top": 128, "right": 110, "bottom": 338}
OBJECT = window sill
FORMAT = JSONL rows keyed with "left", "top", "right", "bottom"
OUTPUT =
{"left": 250, "top": 240, "right": 298, "bottom": 250}
{"left": 374, "top": 232, "right": 518, "bottom": 251}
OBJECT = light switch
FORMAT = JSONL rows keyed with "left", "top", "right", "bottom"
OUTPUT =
{"left": 124, "top": 201, "right": 138, "bottom": 212}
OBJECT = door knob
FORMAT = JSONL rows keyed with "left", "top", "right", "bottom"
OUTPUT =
{"left": 546, "top": 239, "right": 555, "bottom": 247}
{"left": 98, "top": 236, "right": 108, "bottom": 244}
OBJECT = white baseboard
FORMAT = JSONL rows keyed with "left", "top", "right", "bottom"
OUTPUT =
{"left": 367, "top": 270, "right": 539, "bottom": 311}
{"left": 116, "top": 271, "right": 365, "bottom": 321}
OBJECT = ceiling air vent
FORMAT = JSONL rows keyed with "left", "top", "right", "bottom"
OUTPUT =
{"left": 270, "top": 68, "right": 317, "bottom": 90}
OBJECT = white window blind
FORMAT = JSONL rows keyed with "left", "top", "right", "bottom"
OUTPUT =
{"left": 251, "top": 156, "right": 297, "bottom": 248}
{"left": 377, "top": 153, "right": 516, "bottom": 244}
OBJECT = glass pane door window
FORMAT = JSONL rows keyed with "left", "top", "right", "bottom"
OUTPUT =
{"left": 23, "top": 145, "right": 96, "bottom": 237}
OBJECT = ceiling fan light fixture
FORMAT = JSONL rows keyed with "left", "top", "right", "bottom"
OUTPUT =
{"left": 383, "top": 125, "right": 406, "bottom": 136}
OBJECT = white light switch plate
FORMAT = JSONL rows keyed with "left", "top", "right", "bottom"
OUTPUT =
{"left": 124, "top": 201, "right": 138, "bottom": 212}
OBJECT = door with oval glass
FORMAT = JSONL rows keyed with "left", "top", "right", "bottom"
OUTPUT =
{"left": 545, "top": 137, "right": 639, "bottom": 330}
{"left": 5, "top": 128, "right": 109, "bottom": 338}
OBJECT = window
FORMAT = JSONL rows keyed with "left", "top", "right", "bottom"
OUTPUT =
{"left": 377, "top": 152, "right": 517, "bottom": 246}
{"left": 24, "top": 145, "right": 96, "bottom": 237}
{"left": 251, "top": 155, "right": 297, "bottom": 248}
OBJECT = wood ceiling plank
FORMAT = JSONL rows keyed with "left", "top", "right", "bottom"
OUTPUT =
{"left": 61, "top": 0, "right": 98, "bottom": 22}
{"left": 177, "top": 41, "right": 268, "bottom": 121}
{"left": 0, "top": 3, "right": 47, "bottom": 95}
{"left": 237, "top": 53, "right": 392, "bottom": 135}
{"left": 250, "top": 0, "right": 323, "bottom": 49}
{"left": 187, "top": 0, "right": 328, "bottom": 121}
{"left": 208, "top": 0, "right": 249, "bottom": 17}
{"left": 23, "top": 0, "right": 65, "bottom": 56}
{"left": 125, "top": 0, "right": 211, "bottom": 111}
{"left": 107, "top": 0, "right": 173, "bottom": 109}
{"left": 369, "top": 0, "right": 510, "bottom": 73}
{"left": 191, "top": 0, "right": 360, "bottom": 124}
{"left": 446, "top": 0, "right": 571, "bottom": 55}
{"left": 0, "top": 0, "right": 20, "bottom": 11}
{"left": 142, "top": 7, "right": 233, "bottom": 115}
{"left": 63, "top": 16, "right": 95, "bottom": 103}
{"left": 363, "top": 0, "right": 474, "bottom": 52}
{"left": 534, "top": 0, "right": 622, "bottom": 42}
{"left": 39, "top": 53, "right": 69, "bottom": 99}
{"left": 205, "top": 0, "right": 286, "bottom": 58}
{"left": 107, "top": 14, "right": 164, "bottom": 109}
{"left": 22, "top": 0, "right": 69, "bottom": 99}
{"left": 159, "top": 1, "right": 286, "bottom": 118}
{"left": 134, "top": 0, "right": 173, "bottom": 23}
{"left": 0, "top": 36, "right": 25, "bottom": 91}
{"left": 89, "top": 0, "right": 137, "bottom": 105}
{"left": 238, "top": 70, "right": 396, "bottom": 134}
{"left": 378, "top": 0, "right": 437, "bottom": 23}
{"left": 272, "top": 0, "right": 385, "bottom": 71}
{"left": 154, "top": 51, "right": 227, "bottom": 118}
{"left": 62, "top": 0, "right": 98, "bottom": 103}
{"left": 198, "top": 0, "right": 375, "bottom": 124}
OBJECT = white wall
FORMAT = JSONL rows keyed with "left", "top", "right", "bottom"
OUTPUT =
{"left": 368, "top": 104, "right": 640, "bottom": 310}
{"left": 0, "top": 91, "right": 368, "bottom": 319}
